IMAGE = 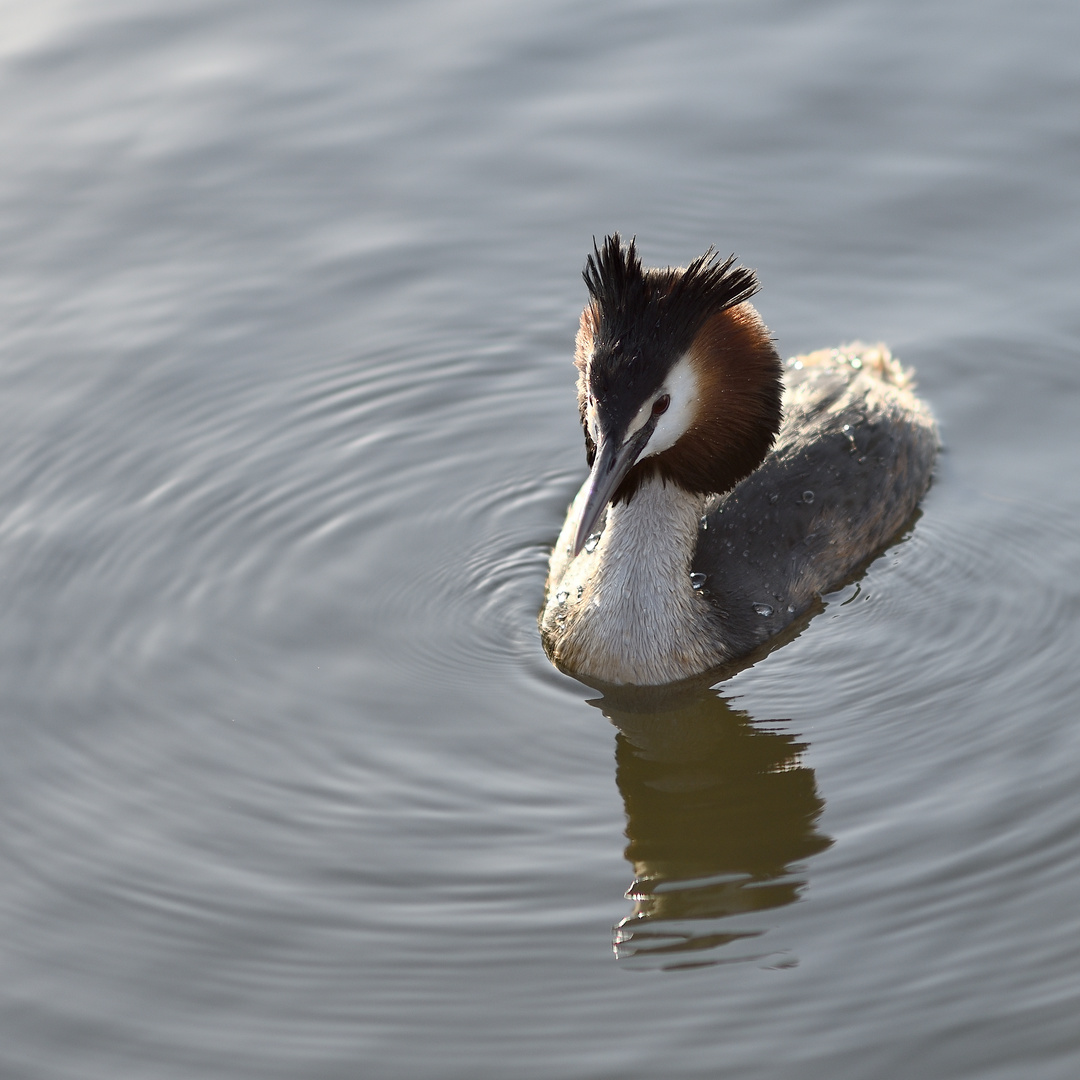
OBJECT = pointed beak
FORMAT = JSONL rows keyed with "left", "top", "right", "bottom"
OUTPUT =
{"left": 571, "top": 420, "right": 656, "bottom": 556}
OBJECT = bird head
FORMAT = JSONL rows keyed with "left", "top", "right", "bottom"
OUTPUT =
{"left": 570, "top": 234, "right": 783, "bottom": 555}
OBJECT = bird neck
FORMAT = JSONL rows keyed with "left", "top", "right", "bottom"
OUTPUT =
{"left": 598, "top": 476, "right": 705, "bottom": 599}
{"left": 544, "top": 473, "right": 719, "bottom": 685}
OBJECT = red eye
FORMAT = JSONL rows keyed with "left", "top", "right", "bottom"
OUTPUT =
{"left": 652, "top": 394, "right": 670, "bottom": 416}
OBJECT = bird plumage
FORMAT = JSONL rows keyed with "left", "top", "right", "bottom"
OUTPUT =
{"left": 541, "top": 236, "right": 938, "bottom": 686}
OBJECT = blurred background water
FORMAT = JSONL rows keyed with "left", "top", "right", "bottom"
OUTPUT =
{"left": 1, "top": 1, "right": 1079, "bottom": 1077}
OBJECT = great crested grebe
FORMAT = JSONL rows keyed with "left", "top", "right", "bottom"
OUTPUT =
{"left": 540, "top": 235, "right": 938, "bottom": 686}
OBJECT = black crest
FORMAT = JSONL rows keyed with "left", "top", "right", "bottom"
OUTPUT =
{"left": 581, "top": 234, "right": 761, "bottom": 411}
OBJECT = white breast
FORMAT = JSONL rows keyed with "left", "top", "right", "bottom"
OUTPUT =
{"left": 540, "top": 472, "right": 724, "bottom": 684}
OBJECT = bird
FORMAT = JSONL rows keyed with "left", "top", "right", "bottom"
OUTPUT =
{"left": 540, "top": 235, "right": 938, "bottom": 686}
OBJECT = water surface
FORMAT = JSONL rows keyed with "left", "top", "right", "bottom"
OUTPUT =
{"left": 1, "top": 1, "right": 1079, "bottom": 1077}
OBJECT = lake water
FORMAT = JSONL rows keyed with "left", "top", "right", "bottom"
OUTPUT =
{"left": 1, "top": 1, "right": 1079, "bottom": 1077}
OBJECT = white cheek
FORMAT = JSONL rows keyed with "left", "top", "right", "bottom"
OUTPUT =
{"left": 641, "top": 354, "right": 699, "bottom": 458}
{"left": 586, "top": 403, "right": 599, "bottom": 444}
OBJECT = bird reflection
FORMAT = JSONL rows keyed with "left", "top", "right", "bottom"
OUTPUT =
{"left": 588, "top": 684, "right": 832, "bottom": 969}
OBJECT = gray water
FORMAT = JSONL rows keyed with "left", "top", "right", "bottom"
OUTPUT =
{"left": 1, "top": 1, "right": 1079, "bottom": 1077}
